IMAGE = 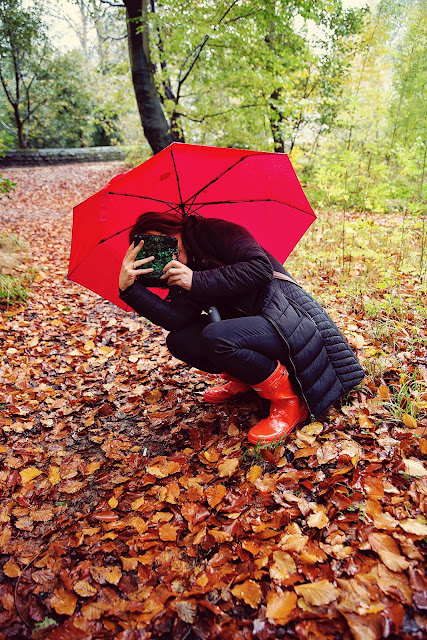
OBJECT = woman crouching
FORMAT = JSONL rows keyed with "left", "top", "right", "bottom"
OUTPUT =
{"left": 119, "top": 211, "right": 365, "bottom": 444}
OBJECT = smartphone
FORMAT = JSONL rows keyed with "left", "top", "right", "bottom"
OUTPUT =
{"left": 134, "top": 234, "right": 178, "bottom": 288}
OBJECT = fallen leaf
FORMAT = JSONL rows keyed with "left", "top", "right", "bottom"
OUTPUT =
{"left": 175, "top": 600, "right": 197, "bottom": 624}
{"left": 121, "top": 556, "right": 138, "bottom": 571}
{"left": 266, "top": 591, "right": 297, "bottom": 623}
{"left": 368, "top": 532, "right": 410, "bottom": 571}
{"left": 231, "top": 580, "right": 261, "bottom": 608}
{"left": 403, "top": 458, "right": 427, "bottom": 477}
{"left": 217, "top": 457, "right": 239, "bottom": 477}
{"left": 73, "top": 580, "right": 97, "bottom": 597}
{"left": 307, "top": 509, "right": 329, "bottom": 529}
{"left": 206, "top": 484, "right": 226, "bottom": 508}
{"left": 247, "top": 465, "right": 263, "bottom": 483}
{"left": 402, "top": 413, "right": 417, "bottom": 428}
{"left": 19, "top": 467, "right": 42, "bottom": 484}
{"left": 51, "top": 585, "right": 77, "bottom": 615}
{"left": 270, "top": 551, "right": 296, "bottom": 582}
{"left": 295, "top": 579, "right": 340, "bottom": 606}
{"left": 3, "top": 558, "right": 21, "bottom": 578}
{"left": 399, "top": 519, "right": 427, "bottom": 536}
{"left": 48, "top": 465, "right": 61, "bottom": 485}
{"left": 159, "top": 523, "right": 177, "bottom": 541}
{"left": 130, "top": 496, "right": 145, "bottom": 510}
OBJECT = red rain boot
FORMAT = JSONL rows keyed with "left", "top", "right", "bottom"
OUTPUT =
{"left": 203, "top": 373, "right": 251, "bottom": 404}
{"left": 247, "top": 363, "right": 308, "bottom": 444}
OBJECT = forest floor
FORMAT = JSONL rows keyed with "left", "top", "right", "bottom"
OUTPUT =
{"left": 0, "top": 163, "right": 426, "bottom": 640}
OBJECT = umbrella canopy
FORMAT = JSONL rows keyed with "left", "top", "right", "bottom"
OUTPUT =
{"left": 68, "top": 142, "right": 316, "bottom": 312}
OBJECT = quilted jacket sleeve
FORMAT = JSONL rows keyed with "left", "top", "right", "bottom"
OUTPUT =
{"left": 119, "top": 281, "right": 203, "bottom": 331}
{"left": 190, "top": 220, "right": 274, "bottom": 300}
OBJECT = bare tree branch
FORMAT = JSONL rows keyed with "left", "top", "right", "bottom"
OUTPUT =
{"left": 99, "top": 0, "right": 124, "bottom": 6}
{"left": 176, "top": 102, "right": 264, "bottom": 123}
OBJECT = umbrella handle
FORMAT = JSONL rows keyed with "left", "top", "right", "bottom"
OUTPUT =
{"left": 208, "top": 306, "right": 221, "bottom": 323}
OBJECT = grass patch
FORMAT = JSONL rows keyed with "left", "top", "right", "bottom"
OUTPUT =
{"left": 0, "top": 233, "right": 35, "bottom": 308}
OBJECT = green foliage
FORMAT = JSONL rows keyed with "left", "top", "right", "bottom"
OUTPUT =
{"left": 300, "top": 0, "right": 427, "bottom": 216}
{"left": 0, "top": 0, "right": 53, "bottom": 148}
{"left": 0, "top": 133, "right": 15, "bottom": 199}
{"left": 144, "top": 0, "right": 365, "bottom": 152}
{"left": 27, "top": 51, "right": 93, "bottom": 148}
{"left": 0, "top": 233, "right": 34, "bottom": 307}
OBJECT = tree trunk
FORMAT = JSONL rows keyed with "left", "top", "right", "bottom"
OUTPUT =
{"left": 268, "top": 90, "right": 285, "bottom": 153}
{"left": 123, "top": 0, "right": 174, "bottom": 154}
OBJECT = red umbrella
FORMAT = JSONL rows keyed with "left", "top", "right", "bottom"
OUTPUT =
{"left": 68, "top": 143, "right": 316, "bottom": 311}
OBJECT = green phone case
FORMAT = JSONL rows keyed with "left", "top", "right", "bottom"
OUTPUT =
{"left": 134, "top": 234, "right": 178, "bottom": 288}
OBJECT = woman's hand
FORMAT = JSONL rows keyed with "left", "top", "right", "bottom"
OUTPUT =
{"left": 160, "top": 260, "right": 193, "bottom": 290}
{"left": 119, "top": 240, "right": 154, "bottom": 291}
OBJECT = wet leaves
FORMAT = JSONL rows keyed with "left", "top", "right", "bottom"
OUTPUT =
{"left": 0, "top": 165, "right": 426, "bottom": 640}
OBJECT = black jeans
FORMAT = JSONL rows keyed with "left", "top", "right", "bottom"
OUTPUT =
{"left": 166, "top": 316, "right": 288, "bottom": 385}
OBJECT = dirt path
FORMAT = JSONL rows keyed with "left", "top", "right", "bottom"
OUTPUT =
{"left": 0, "top": 164, "right": 426, "bottom": 640}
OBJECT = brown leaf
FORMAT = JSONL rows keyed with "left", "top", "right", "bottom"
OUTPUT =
{"left": 159, "top": 523, "right": 177, "bottom": 541}
{"left": 175, "top": 600, "right": 197, "bottom": 624}
{"left": 403, "top": 458, "right": 427, "bottom": 477}
{"left": 307, "top": 509, "right": 329, "bottom": 529}
{"left": 206, "top": 484, "right": 226, "bottom": 508}
{"left": 247, "top": 465, "right": 263, "bottom": 483}
{"left": 81, "top": 602, "right": 109, "bottom": 620}
{"left": 3, "top": 558, "right": 21, "bottom": 578}
{"left": 377, "top": 384, "right": 390, "bottom": 400}
{"left": 29, "top": 508, "right": 54, "bottom": 522}
{"left": 209, "top": 528, "right": 232, "bottom": 543}
{"left": 295, "top": 579, "right": 340, "bottom": 606}
{"left": 130, "top": 496, "right": 145, "bottom": 510}
{"left": 104, "top": 566, "right": 122, "bottom": 585}
{"left": 48, "top": 465, "right": 61, "bottom": 485}
{"left": 368, "top": 532, "right": 410, "bottom": 572}
{"left": 19, "top": 467, "right": 42, "bottom": 484}
{"left": 266, "top": 591, "right": 297, "bottom": 623}
{"left": 186, "top": 484, "right": 204, "bottom": 501}
{"left": 270, "top": 551, "right": 296, "bottom": 582}
{"left": 73, "top": 580, "right": 97, "bottom": 597}
{"left": 231, "top": 580, "right": 261, "bottom": 608}
{"left": 145, "top": 389, "right": 162, "bottom": 404}
{"left": 217, "top": 457, "right": 239, "bottom": 477}
{"left": 399, "top": 519, "right": 427, "bottom": 536}
{"left": 51, "top": 585, "right": 78, "bottom": 615}
{"left": 121, "top": 556, "right": 138, "bottom": 571}
{"left": 402, "top": 413, "right": 417, "bottom": 428}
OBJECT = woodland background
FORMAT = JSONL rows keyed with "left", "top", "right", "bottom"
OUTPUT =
{"left": 0, "top": 1, "right": 427, "bottom": 640}
{"left": 0, "top": 0, "right": 426, "bottom": 218}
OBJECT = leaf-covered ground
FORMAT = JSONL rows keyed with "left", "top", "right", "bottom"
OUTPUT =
{"left": 0, "top": 164, "right": 426, "bottom": 640}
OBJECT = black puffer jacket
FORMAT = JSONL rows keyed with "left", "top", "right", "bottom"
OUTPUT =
{"left": 120, "top": 216, "right": 365, "bottom": 418}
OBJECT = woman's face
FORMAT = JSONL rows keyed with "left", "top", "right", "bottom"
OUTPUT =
{"left": 146, "top": 230, "right": 187, "bottom": 265}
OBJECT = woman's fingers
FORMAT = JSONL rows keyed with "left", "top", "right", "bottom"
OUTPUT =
{"left": 160, "top": 267, "right": 179, "bottom": 280}
{"left": 129, "top": 239, "right": 144, "bottom": 260}
{"left": 162, "top": 259, "right": 179, "bottom": 271}
{"left": 134, "top": 256, "right": 154, "bottom": 267}
{"left": 134, "top": 267, "right": 154, "bottom": 275}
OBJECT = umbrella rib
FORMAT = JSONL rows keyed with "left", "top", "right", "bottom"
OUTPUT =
{"left": 170, "top": 146, "right": 185, "bottom": 215}
{"left": 188, "top": 198, "right": 316, "bottom": 218}
{"left": 68, "top": 225, "right": 135, "bottom": 279}
{"left": 107, "top": 191, "right": 183, "bottom": 216}
{"left": 184, "top": 154, "right": 258, "bottom": 210}
{"left": 68, "top": 198, "right": 189, "bottom": 278}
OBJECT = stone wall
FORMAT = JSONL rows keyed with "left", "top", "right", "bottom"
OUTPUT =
{"left": 0, "top": 146, "right": 130, "bottom": 168}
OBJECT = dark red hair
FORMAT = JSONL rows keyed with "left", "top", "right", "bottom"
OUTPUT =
{"left": 129, "top": 211, "right": 184, "bottom": 244}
